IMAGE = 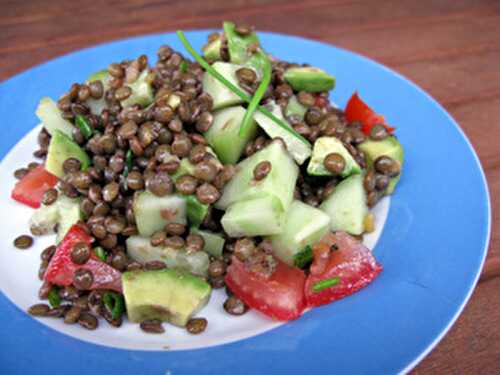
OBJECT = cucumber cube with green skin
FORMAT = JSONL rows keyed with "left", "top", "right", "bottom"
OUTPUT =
{"left": 357, "top": 136, "right": 404, "bottom": 195}
{"left": 36, "top": 97, "right": 74, "bottom": 137}
{"left": 216, "top": 140, "right": 299, "bottom": 212}
{"left": 223, "top": 21, "right": 265, "bottom": 73}
{"left": 184, "top": 195, "right": 209, "bottom": 228}
{"left": 126, "top": 236, "right": 209, "bottom": 277}
{"left": 320, "top": 174, "right": 368, "bottom": 235}
{"left": 269, "top": 200, "right": 331, "bottom": 266}
{"left": 285, "top": 95, "right": 307, "bottom": 120}
{"left": 253, "top": 101, "right": 312, "bottom": 165}
{"left": 45, "top": 129, "right": 90, "bottom": 177}
{"left": 284, "top": 67, "right": 335, "bottom": 92}
{"left": 133, "top": 192, "right": 187, "bottom": 237}
{"left": 122, "top": 269, "right": 211, "bottom": 326}
{"left": 202, "top": 62, "right": 247, "bottom": 110}
{"left": 121, "top": 69, "right": 154, "bottom": 108}
{"left": 205, "top": 106, "right": 258, "bottom": 164}
{"left": 307, "top": 136, "right": 361, "bottom": 177}
{"left": 190, "top": 228, "right": 225, "bottom": 259}
{"left": 202, "top": 38, "right": 222, "bottom": 62}
{"left": 221, "top": 195, "right": 285, "bottom": 237}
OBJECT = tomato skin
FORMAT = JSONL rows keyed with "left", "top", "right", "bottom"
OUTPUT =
{"left": 44, "top": 224, "right": 122, "bottom": 292}
{"left": 345, "top": 92, "right": 395, "bottom": 135}
{"left": 305, "top": 232, "right": 382, "bottom": 307}
{"left": 11, "top": 165, "right": 58, "bottom": 208}
{"left": 225, "top": 256, "right": 306, "bottom": 321}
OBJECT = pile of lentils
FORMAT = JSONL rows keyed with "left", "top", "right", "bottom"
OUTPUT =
{"left": 13, "top": 27, "right": 400, "bottom": 334}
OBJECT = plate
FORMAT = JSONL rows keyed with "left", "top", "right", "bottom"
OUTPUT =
{"left": 0, "top": 30, "right": 490, "bottom": 374}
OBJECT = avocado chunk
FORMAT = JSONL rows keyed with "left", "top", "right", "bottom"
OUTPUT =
{"left": 269, "top": 200, "right": 330, "bottom": 266}
{"left": 36, "top": 97, "right": 74, "bottom": 137}
{"left": 307, "top": 136, "right": 361, "bottom": 177}
{"left": 216, "top": 140, "right": 299, "bottom": 213}
{"left": 126, "top": 236, "right": 209, "bottom": 277}
{"left": 122, "top": 269, "right": 211, "bottom": 326}
{"left": 202, "top": 62, "right": 248, "bottom": 110}
{"left": 320, "top": 174, "right": 368, "bottom": 235}
{"left": 45, "top": 129, "right": 90, "bottom": 177}
{"left": 121, "top": 69, "right": 154, "bottom": 108}
{"left": 253, "top": 101, "right": 312, "bottom": 165}
{"left": 285, "top": 95, "right": 307, "bottom": 120}
{"left": 202, "top": 37, "right": 222, "bottom": 62}
{"left": 205, "top": 105, "right": 258, "bottom": 164}
{"left": 284, "top": 67, "right": 335, "bottom": 92}
{"left": 190, "top": 228, "right": 225, "bottom": 259}
{"left": 133, "top": 192, "right": 187, "bottom": 236}
{"left": 221, "top": 195, "right": 285, "bottom": 237}
{"left": 357, "top": 136, "right": 404, "bottom": 195}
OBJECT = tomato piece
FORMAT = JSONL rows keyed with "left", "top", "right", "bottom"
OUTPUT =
{"left": 225, "top": 256, "right": 306, "bottom": 321}
{"left": 44, "top": 224, "right": 122, "bottom": 292}
{"left": 344, "top": 92, "right": 395, "bottom": 135}
{"left": 305, "top": 232, "right": 382, "bottom": 307}
{"left": 11, "top": 165, "right": 58, "bottom": 208}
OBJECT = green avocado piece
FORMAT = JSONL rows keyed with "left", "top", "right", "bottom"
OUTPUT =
{"left": 307, "top": 136, "right": 361, "bottom": 177}
{"left": 122, "top": 269, "right": 211, "bottom": 326}
{"left": 357, "top": 136, "right": 404, "bottom": 195}
{"left": 202, "top": 38, "right": 222, "bottom": 62}
{"left": 45, "top": 130, "right": 90, "bottom": 177}
{"left": 284, "top": 67, "right": 335, "bottom": 92}
{"left": 36, "top": 97, "right": 74, "bottom": 138}
{"left": 285, "top": 95, "right": 307, "bottom": 119}
{"left": 205, "top": 105, "right": 258, "bottom": 164}
{"left": 253, "top": 101, "right": 312, "bottom": 165}
{"left": 202, "top": 62, "right": 247, "bottom": 110}
{"left": 269, "top": 200, "right": 330, "bottom": 266}
{"left": 190, "top": 228, "right": 225, "bottom": 259}
{"left": 133, "top": 192, "right": 187, "bottom": 236}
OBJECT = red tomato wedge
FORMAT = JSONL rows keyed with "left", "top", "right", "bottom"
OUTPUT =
{"left": 45, "top": 224, "right": 122, "bottom": 292}
{"left": 345, "top": 92, "right": 395, "bottom": 135}
{"left": 305, "top": 232, "right": 382, "bottom": 307}
{"left": 11, "top": 165, "right": 58, "bottom": 208}
{"left": 225, "top": 256, "right": 306, "bottom": 321}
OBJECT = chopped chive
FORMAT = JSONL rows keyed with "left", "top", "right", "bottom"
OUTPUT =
{"left": 313, "top": 277, "right": 340, "bottom": 292}
{"left": 48, "top": 286, "right": 61, "bottom": 308}
{"left": 176, "top": 30, "right": 310, "bottom": 146}
{"left": 180, "top": 60, "right": 188, "bottom": 73}
{"left": 294, "top": 245, "right": 313, "bottom": 269}
{"left": 75, "top": 115, "right": 93, "bottom": 139}
{"left": 94, "top": 246, "right": 107, "bottom": 262}
{"left": 103, "top": 292, "right": 125, "bottom": 319}
{"left": 239, "top": 52, "right": 271, "bottom": 138}
{"left": 123, "top": 149, "right": 134, "bottom": 178}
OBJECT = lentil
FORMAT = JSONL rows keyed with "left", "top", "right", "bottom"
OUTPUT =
{"left": 73, "top": 268, "right": 94, "bottom": 290}
{"left": 253, "top": 161, "right": 272, "bottom": 180}
{"left": 186, "top": 317, "right": 208, "bottom": 334}
{"left": 165, "top": 223, "right": 186, "bottom": 236}
{"left": 140, "top": 319, "right": 165, "bottom": 333}
{"left": 223, "top": 296, "right": 248, "bottom": 315}
{"left": 71, "top": 242, "right": 91, "bottom": 264}
{"left": 14, "top": 235, "right": 33, "bottom": 249}
{"left": 374, "top": 156, "right": 400, "bottom": 177}
{"left": 78, "top": 312, "right": 99, "bottom": 330}
{"left": 28, "top": 303, "right": 50, "bottom": 316}
{"left": 175, "top": 175, "right": 198, "bottom": 195}
{"left": 196, "top": 183, "right": 220, "bottom": 204}
{"left": 324, "top": 153, "right": 346, "bottom": 175}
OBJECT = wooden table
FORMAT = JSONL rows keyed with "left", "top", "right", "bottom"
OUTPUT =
{"left": 2, "top": 0, "right": 499, "bottom": 373}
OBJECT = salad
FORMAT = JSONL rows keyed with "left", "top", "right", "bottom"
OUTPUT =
{"left": 11, "top": 22, "right": 403, "bottom": 335}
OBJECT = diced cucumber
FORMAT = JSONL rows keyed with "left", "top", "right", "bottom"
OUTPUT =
{"left": 285, "top": 95, "right": 307, "bottom": 119}
{"left": 86, "top": 70, "right": 111, "bottom": 115}
{"left": 121, "top": 70, "right": 154, "bottom": 108}
{"left": 202, "top": 62, "right": 247, "bottom": 110}
{"left": 216, "top": 140, "right": 298, "bottom": 212}
{"left": 122, "top": 269, "right": 211, "bottom": 327}
{"left": 205, "top": 106, "right": 258, "bottom": 164}
{"left": 319, "top": 174, "right": 368, "bottom": 235}
{"left": 30, "top": 203, "right": 59, "bottom": 236}
{"left": 253, "top": 101, "right": 312, "bottom": 165}
{"left": 357, "top": 136, "right": 404, "bottom": 195}
{"left": 35, "top": 97, "right": 74, "bottom": 137}
{"left": 190, "top": 228, "right": 225, "bottom": 259}
{"left": 133, "top": 192, "right": 187, "bottom": 237}
{"left": 184, "top": 195, "right": 209, "bottom": 228}
{"left": 202, "top": 38, "right": 222, "bottom": 62}
{"left": 45, "top": 129, "right": 91, "bottom": 177}
{"left": 126, "top": 236, "right": 209, "bottom": 277}
{"left": 56, "top": 196, "right": 82, "bottom": 243}
{"left": 221, "top": 195, "right": 285, "bottom": 237}
{"left": 269, "top": 200, "right": 330, "bottom": 266}
{"left": 307, "top": 136, "right": 361, "bottom": 177}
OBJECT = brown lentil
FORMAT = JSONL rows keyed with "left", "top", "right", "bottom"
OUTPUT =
{"left": 71, "top": 241, "right": 91, "bottom": 265}
{"left": 370, "top": 124, "right": 389, "bottom": 140}
{"left": 93, "top": 202, "right": 110, "bottom": 217}
{"left": 100, "top": 233, "right": 118, "bottom": 250}
{"left": 324, "top": 153, "right": 346, "bottom": 175}
{"left": 171, "top": 134, "right": 192, "bottom": 157}
{"left": 305, "top": 107, "right": 323, "bottom": 126}
{"left": 64, "top": 306, "right": 82, "bottom": 324}
{"left": 78, "top": 312, "right": 99, "bottom": 330}
{"left": 164, "top": 235, "right": 185, "bottom": 249}
{"left": 196, "top": 183, "right": 220, "bottom": 204}
{"left": 236, "top": 67, "right": 257, "bottom": 85}
{"left": 41, "top": 245, "right": 56, "bottom": 262}
{"left": 374, "top": 156, "right": 400, "bottom": 177}
{"left": 38, "top": 260, "right": 49, "bottom": 280}
{"left": 108, "top": 63, "right": 124, "bottom": 78}
{"left": 375, "top": 174, "right": 390, "bottom": 191}
{"left": 14, "top": 167, "right": 29, "bottom": 180}
{"left": 59, "top": 285, "right": 80, "bottom": 301}
{"left": 111, "top": 251, "right": 129, "bottom": 271}
{"left": 253, "top": 161, "right": 272, "bottom": 180}
{"left": 73, "top": 268, "right": 94, "bottom": 290}
{"left": 165, "top": 223, "right": 186, "bottom": 236}
{"left": 363, "top": 170, "right": 376, "bottom": 192}
{"left": 102, "top": 182, "right": 120, "bottom": 202}
{"left": 14, "top": 235, "right": 33, "bottom": 249}
{"left": 89, "top": 80, "right": 104, "bottom": 99}
{"left": 41, "top": 188, "right": 58, "bottom": 205}
{"left": 223, "top": 296, "right": 248, "bottom": 316}
{"left": 175, "top": 175, "right": 198, "bottom": 195}
{"left": 194, "top": 161, "right": 218, "bottom": 182}
{"left": 208, "top": 259, "right": 226, "bottom": 278}
{"left": 146, "top": 171, "right": 173, "bottom": 197}
{"left": 234, "top": 238, "right": 255, "bottom": 261}
{"left": 186, "top": 234, "right": 205, "bottom": 253}
{"left": 151, "top": 230, "right": 167, "bottom": 247}
{"left": 28, "top": 162, "right": 40, "bottom": 170}
{"left": 140, "top": 319, "right": 165, "bottom": 334}
{"left": 28, "top": 303, "right": 50, "bottom": 317}
{"left": 104, "top": 216, "right": 126, "bottom": 234}
{"left": 145, "top": 260, "right": 167, "bottom": 271}
{"left": 186, "top": 317, "right": 207, "bottom": 334}
{"left": 297, "top": 91, "right": 316, "bottom": 107}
